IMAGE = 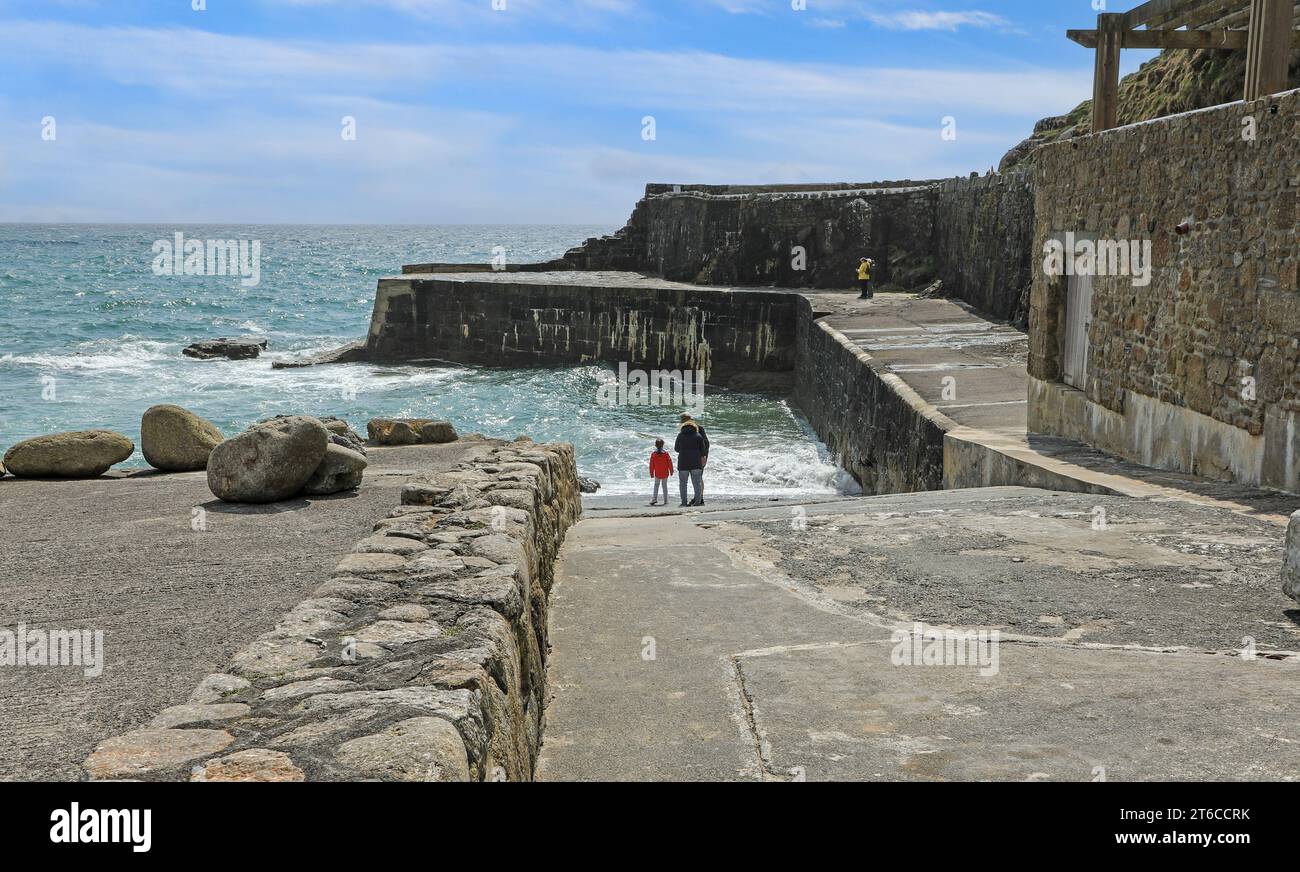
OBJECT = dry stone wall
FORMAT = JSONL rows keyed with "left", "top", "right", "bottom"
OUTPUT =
{"left": 83, "top": 438, "right": 581, "bottom": 782}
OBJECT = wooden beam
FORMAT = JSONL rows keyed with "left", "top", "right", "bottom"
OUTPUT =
{"left": 1068, "top": 27, "right": 1252, "bottom": 48}
{"left": 1148, "top": 0, "right": 1239, "bottom": 30}
{"left": 1093, "top": 13, "right": 1125, "bottom": 133}
{"left": 1123, "top": 0, "right": 1219, "bottom": 29}
{"left": 1245, "top": 0, "right": 1295, "bottom": 99}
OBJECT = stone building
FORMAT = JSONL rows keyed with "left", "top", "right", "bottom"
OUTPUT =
{"left": 1028, "top": 87, "right": 1299, "bottom": 491}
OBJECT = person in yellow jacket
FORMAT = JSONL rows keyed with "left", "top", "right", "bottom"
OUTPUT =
{"left": 856, "top": 257, "right": 875, "bottom": 299}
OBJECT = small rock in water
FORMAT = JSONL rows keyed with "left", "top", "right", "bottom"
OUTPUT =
{"left": 3, "top": 430, "right": 134, "bottom": 478}
{"left": 141, "top": 404, "right": 225, "bottom": 471}
{"left": 577, "top": 476, "right": 601, "bottom": 494}
{"left": 182, "top": 337, "right": 267, "bottom": 360}
{"left": 207, "top": 416, "right": 328, "bottom": 503}
{"left": 303, "top": 444, "right": 368, "bottom": 496}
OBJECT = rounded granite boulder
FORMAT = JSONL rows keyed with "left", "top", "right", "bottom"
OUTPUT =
{"left": 207, "top": 416, "right": 329, "bottom": 503}
{"left": 368, "top": 417, "right": 458, "bottom": 446}
{"left": 3, "top": 430, "right": 134, "bottom": 478}
{"left": 367, "top": 418, "right": 424, "bottom": 446}
{"left": 141, "top": 404, "right": 225, "bottom": 472}
{"left": 418, "top": 421, "right": 459, "bottom": 444}
{"left": 302, "top": 444, "right": 368, "bottom": 496}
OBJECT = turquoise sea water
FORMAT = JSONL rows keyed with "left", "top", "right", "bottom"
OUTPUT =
{"left": 0, "top": 224, "right": 846, "bottom": 496}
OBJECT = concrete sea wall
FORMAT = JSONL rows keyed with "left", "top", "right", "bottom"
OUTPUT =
{"left": 366, "top": 273, "right": 800, "bottom": 388}
{"left": 1029, "top": 87, "right": 1300, "bottom": 491}
{"left": 83, "top": 439, "right": 581, "bottom": 782}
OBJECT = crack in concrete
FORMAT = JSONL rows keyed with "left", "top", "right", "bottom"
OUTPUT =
{"left": 728, "top": 655, "right": 788, "bottom": 782}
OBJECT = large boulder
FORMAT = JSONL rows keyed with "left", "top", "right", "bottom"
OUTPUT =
{"left": 207, "top": 416, "right": 328, "bottom": 504}
{"left": 141, "top": 404, "right": 224, "bottom": 471}
{"left": 303, "top": 444, "right": 367, "bottom": 496}
{"left": 1283, "top": 511, "right": 1300, "bottom": 606}
{"left": 183, "top": 338, "right": 267, "bottom": 361}
{"left": 320, "top": 417, "right": 367, "bottom": 455}
{"left": 368, "top": 418, "right": 458, "bottom": 446}
{"left": 3, "top": 430, "right": 134, "bottom": 478}
{"left": 0, "top": 460, "right": 6, "bottom": 478}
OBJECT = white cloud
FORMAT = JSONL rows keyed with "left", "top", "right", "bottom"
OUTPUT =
{"left": 706, "top": 1, "right": 1012, "bottom": 32}
{"left": 0, "top": 20, "right": 1082, "bottom": 117}
{"left": 867, "top": 10, "right": 1009, "bottom": 31}
{"left": 0, "top": 17, "right": 1087, "bottom": 222}
{"left": 270, "top": 0, "right": 638, "bottom": 24}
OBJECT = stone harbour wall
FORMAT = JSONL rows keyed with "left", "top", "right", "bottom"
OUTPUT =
{"left": 365, "top": 273, "right": 801, "bottom": 387}
{"left": 83, "top": 438, "right": 581, "bottom": 782}
{"left": 1029, "top": 87, "right": 1300, "bottom": 491}
{"left": 562, "top": 182, "right": 940, "bottom": 290}
{"left": 934, "top": 172, "right": 1036, "bottom": 326}
{"left": 794, "top": 298, "right": 950, "bottom": 494}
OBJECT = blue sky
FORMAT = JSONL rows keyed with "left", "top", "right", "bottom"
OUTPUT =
{"left": 0, "top": 0, "right": 1157, "bottom": 224}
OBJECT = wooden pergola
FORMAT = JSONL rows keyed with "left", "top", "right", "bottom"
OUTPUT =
{"left": 1068, "top": 0, "right": 1300, "bottom": 132}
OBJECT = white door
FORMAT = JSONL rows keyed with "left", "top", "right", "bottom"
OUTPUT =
{"left": 1062, "top": 271, "right": 1092, "bottom": 391}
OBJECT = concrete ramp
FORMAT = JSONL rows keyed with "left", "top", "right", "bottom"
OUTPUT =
{"left": 538, "top": 489, "right": 1300, "bottom": 782}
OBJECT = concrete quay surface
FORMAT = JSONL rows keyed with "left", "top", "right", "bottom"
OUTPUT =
{"left": 811, "top": 291, "right": 1298, "bottom": 523}
{"left": 0, "top": 443, "right": 478, "bottom": 781}
{"left": 538, "top": 488, "right": 1300, "bottom": 782}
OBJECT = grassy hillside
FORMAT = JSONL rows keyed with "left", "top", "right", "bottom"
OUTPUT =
{"left": 1001, "top": 47, "right": 1300, "bottom": 171}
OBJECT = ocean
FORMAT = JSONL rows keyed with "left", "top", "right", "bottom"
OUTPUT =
{"left": 0, "top": 224, "right": 848, "bottom": 497}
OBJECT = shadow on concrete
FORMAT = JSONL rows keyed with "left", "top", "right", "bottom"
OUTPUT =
{"left": 1027, "top": 434, "right": 1300, "bottom": 520}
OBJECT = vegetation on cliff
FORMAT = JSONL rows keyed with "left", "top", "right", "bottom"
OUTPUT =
{"left": 1001, "top": 47, "right": 1300, "bottom": 171}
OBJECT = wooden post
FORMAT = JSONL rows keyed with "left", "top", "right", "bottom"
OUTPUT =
{"left": 1244, "top": 0, "right": 1293, "bottom": 101}
{"left": 1092, "top": 13, "right": 1124, "bottom": 133}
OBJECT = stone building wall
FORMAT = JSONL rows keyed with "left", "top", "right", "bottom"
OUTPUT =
{"left": 934, "top": 172, "right": 1036, "bottom": 326}
{"left": 83, "top": 439, "right": 582, "bottom": 782}
{"left": 365, "top": 273, "right": 801, "bottom": 387}
{"left": 1029, "top": 88, "right": 1300, "bottom": 491}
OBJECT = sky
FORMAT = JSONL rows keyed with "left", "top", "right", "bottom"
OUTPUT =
{"left": 0, "top": 0, "right": 1158, "bottom": 224}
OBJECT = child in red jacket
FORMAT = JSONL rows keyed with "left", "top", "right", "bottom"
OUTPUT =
{"left": 649, "top": 438, "right": 674, "bottom": 506}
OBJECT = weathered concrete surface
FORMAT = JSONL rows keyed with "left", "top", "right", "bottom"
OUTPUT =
{"left": 0, "top": 442, "right": 482, "bottom": 781}
{"left": 817, "top": 293, "right": 1027, "bottom": 438}
{"left": 538, "top": 488, "right": 1300, "bottom": 782}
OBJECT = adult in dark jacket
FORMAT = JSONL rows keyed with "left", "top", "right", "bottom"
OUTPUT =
{"left": 674, "top": 413, "right": 710, "bottom": 507}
